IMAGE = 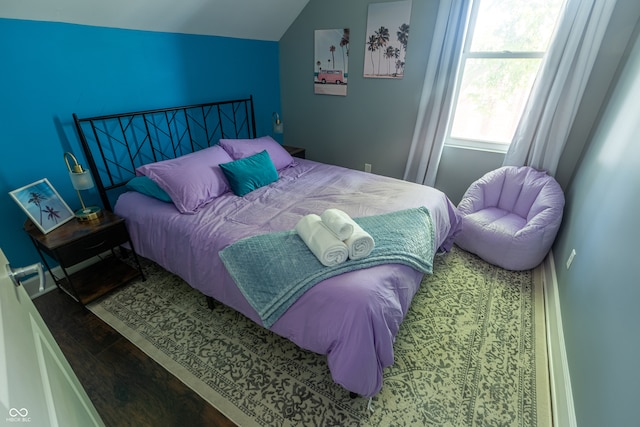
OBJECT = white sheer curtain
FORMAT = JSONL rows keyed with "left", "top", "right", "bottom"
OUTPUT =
{"left": 403, "top": 0, "right": 471, "bottom": 186}
{"left": 503, "top": 0, "right": 617, "bottom": 175}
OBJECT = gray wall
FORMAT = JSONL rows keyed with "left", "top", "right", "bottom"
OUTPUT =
{"left": 435, "top": 146, "right": 504, "bottom": 204}
{"left": 552, "top": 19, "right": 640, "bottom": 427}
{"left": 279, "top": 0, "right": 501, "bottom": 203}
{"left": 279, "top": 0, "right": 437, "bottom": 178}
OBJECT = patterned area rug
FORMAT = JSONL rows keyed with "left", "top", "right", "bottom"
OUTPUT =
{"left": 88, "top": 246, "right": 550, "bottom": 426}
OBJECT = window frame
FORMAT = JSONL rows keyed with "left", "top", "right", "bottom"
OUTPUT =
{"left": 444, "top": 0, "right": 550, "bottom": 153}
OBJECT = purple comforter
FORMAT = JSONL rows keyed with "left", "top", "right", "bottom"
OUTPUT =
{"left": 115, "top": 158, "right": 461, "bottom": 397}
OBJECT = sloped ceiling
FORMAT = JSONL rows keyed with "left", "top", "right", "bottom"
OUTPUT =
{"left": 0, "top": 0, "right": 310, "bottom": 41}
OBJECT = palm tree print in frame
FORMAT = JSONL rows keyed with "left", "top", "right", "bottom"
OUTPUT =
{"left": 9, "top": 178, "right": 75, "bottom": 234}
{"left": 364, "top": 0, "right": 412, "bottom": 79}
{"left": 314, "top": 29, "right": 349, "bottom": 96}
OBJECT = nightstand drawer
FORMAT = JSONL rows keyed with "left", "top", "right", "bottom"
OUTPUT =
{"left": 55, "top": 223, "right": 129, "bottom": 266}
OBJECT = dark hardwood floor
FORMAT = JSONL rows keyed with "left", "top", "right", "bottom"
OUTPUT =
{"left": 33, "top": 288, "right": 236, "bottom": 427}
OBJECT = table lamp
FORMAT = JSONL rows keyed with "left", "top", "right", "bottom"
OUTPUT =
{"left": 273, "top": 112, "right": 284, "bottom": 135}
{"left": 63, "top": 152, "right": 102, "bottom": 222}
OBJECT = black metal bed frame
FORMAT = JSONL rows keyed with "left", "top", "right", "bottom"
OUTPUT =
{"left": 73, "top": 96, "right": 256, "bottom": 211}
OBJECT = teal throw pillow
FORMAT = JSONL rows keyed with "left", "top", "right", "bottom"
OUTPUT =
{"left": 126, "top": 176, "right": 173, "bottom": 203}
{"left": 219, "top": 150, "right": 279, "bottom": 196}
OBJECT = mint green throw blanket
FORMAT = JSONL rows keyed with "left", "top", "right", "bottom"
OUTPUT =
{"left": 219, "top": 207, "right": 435, "bottom": 328}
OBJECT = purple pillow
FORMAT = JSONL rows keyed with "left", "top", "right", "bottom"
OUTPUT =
{"left": 219, "top": 136, "right": 294, "bottom": 171}
{"left": 136, "top": 145, "right": 233, "bottom": 214}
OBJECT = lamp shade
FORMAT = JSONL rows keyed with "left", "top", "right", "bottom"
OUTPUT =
{"left": 69, "top": 170, "right": 94, "bottom": 190}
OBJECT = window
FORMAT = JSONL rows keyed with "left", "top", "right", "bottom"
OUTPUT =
{"left": 446, "top": 0, "right": 565, "bottom": 152}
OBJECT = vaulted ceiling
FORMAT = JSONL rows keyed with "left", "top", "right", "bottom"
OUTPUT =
{"left": 1, "top": 0, "right": 310, "bottom": 41}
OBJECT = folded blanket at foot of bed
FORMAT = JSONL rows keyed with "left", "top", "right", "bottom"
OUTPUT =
{"left": 219, "top": 206, "right": 435, "bottom": 328}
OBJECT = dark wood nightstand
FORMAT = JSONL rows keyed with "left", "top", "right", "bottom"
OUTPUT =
{"left": 283, "top": 145, "right": 306, "bottom": 159}
{"left": 25, "top": 211, "right": 145, "bottom": 305}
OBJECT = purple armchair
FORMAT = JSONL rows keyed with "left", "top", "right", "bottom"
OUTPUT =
{"left": 455, "top": 166, "right": 565, "bottom": 271}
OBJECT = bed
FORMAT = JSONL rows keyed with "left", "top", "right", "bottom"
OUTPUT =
{"left": 73, "top": 96, "right": 462, "bottom": 398}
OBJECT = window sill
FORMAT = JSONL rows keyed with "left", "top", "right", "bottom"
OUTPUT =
{"left": 444, "top": 141, "right": 509, "bottom": 155}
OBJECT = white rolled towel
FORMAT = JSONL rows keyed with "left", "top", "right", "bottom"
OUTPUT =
{"left": 295, "top": 214, "right": 349, "bottom": 266}
{"left": 320, "top": 208, "right": 355, "bottom": 240}
{"left": 345, "top": 222, "right": 375, "bottom": 260}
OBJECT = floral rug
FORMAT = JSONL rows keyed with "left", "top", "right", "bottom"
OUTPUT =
{"left": 88, "top": 246, "right": 550, "bottom": 426}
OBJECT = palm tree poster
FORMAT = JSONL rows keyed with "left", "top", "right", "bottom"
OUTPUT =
{"left": 10, "top": 178, "right": 75, "bottom": 233}
{"left": 364, "top": 0, "right": 411, "bottom": 79}
{"left": 314, "top": 29, "right": 349, "bottom": 96}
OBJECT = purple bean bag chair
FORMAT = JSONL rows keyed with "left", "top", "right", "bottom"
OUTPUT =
{"left": 455, "top": 166, "right": 564, "bottom": 270}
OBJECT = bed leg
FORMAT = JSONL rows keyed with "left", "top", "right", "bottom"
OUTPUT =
{"left": 206, "top": 296, "right": 215, "bottom": 310}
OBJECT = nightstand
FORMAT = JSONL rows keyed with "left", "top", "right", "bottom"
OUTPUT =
{"left": 283, "top": 145, "right": 306, "bottom": 159}
{"left": 25, "top": 211, "right": 145, "bottom": 305}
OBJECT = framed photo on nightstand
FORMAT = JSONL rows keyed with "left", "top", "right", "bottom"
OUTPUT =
{"left": 9, "top": 178, "right": 75, "bottom": 234}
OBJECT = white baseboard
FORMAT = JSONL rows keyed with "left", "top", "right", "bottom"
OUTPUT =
{"left": 542, "top": 251, "right": 576, "bottom": 427}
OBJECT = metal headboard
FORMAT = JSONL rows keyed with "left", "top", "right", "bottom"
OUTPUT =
{"left": 73, "top": 96, "right": 256, "bottom": 211}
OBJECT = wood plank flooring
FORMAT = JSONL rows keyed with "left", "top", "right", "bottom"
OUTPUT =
{"left": 33, "top": 288, "right": 236, "bottom": 427}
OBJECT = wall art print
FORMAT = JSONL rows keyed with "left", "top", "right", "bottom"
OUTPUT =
{"left": 314, "top": 28, "right": 350, "bottom": 96}
{"left": 9, "top": 178, "right": 75, "bottom": 234}
{"left": 364, "top": 0, "right": 412, "bottom": 79}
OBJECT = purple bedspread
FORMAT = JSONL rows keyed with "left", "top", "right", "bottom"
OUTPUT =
{"left": 115, "top": 158, "right": 461, "bottom": 397}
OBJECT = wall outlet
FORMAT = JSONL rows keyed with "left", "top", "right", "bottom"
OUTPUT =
{"left": 364, "top": 163, "right": 372, "bottom": 173}
{"left": 566, "top": 249, "right": 576, "bottom": 269}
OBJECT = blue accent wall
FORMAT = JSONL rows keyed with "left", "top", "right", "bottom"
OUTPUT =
{"left": 0, "top": 18, "right": 280, "bottom": 266}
